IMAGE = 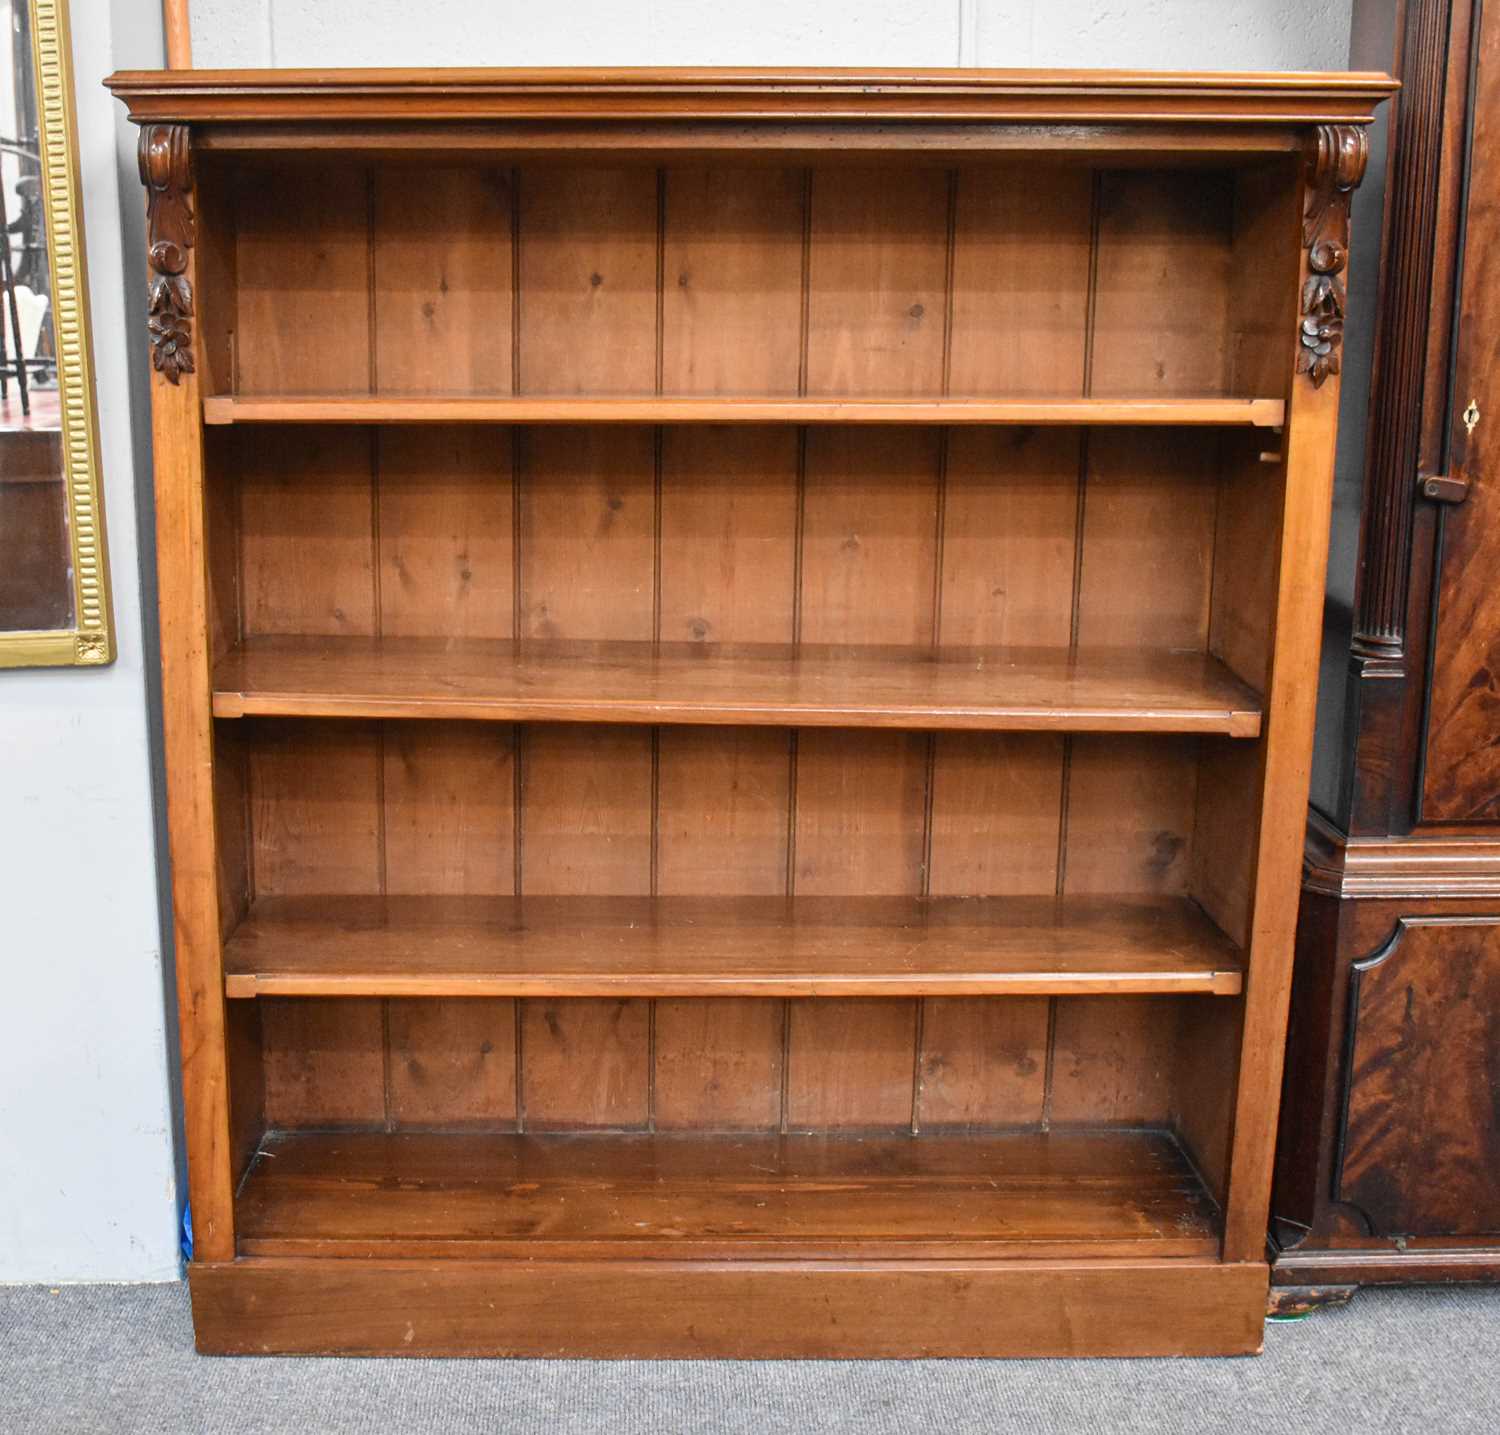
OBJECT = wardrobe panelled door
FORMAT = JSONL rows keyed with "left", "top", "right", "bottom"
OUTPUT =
{"left": 1271, "top": 0, "right": 1500, "bottom": 1308}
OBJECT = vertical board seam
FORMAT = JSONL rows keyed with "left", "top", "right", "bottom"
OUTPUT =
{"left": 1048, "top": 164, "right": 1102, "bottom": 1129}
{"left": 650, "top": 165, "right": 666, "bottom": 1134}
{"left": 380, "top": 997, "right": 394, "bottom": 1134}
{"left": 227, "top": 171, "right": 241, "bottom": 393}
{"left": 910, "top": 997, "right": 926, "bottom": 1136}
{"left": 647, "top": 995, "right": 658, "bottom": 1134}
{"left": 242, "top": 721, "right": 257, "bottom": 903}
{"left": 511, "top": 413, "right": 525, "bottom": 1134}
{"left": 366, "top": 168, "right": 378, "bottom": 395}
{"left": 792, "top": 162, "right": 811, "bottom": 1147}
{"left": 653, "top": 429, "right": 664, "bottom": 644}
{"left": 513, "top": 725, "right": 526, "bottom": 1133}
{"left": 510, "top": 167, "right": 522, "bottom": 394}
{"left": 1204, "top": 431, "right": 1228, "bottom": 662}
{"left": 931, "top": 430, "right": 950, "bottom": 646}
{"left": 234, "top": 437, "right": 247, "bottom": 645}
{"left": 655, "top": 168, "right": 666, "bottom": 395}
{"left": 941, "top": 169, "right": 959, "bottom": 398}
{"left": 1040, "top": 996, "right": 1060, "bottom": 1133}
{"left": 798, "top": 168, "right": 813, "bottom": 397}
{"left": 1083, "top": 169, "right": 1103, "bottom": 399}
{"left": 374, "top": 404, "right": 391, "bottom": 1138}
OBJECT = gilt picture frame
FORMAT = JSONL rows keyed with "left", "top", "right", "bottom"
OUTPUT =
{"left": 0, "top": 0, "right": 112, "bottom": 668}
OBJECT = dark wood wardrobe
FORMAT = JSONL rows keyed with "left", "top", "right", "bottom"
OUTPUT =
{"left": 1270, "top": 0, "right": 1500, "bottom": 1306}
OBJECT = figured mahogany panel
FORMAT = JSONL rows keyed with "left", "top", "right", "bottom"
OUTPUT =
{"left": 1422, "top": 13, "right": 1500, "bottom": 823}
{"left": 1337, "top": 918, "right": 1500, "bottom": 1236}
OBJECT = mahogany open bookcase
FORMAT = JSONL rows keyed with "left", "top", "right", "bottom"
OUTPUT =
{"left": 107, "top": 67, "right": 1394, "bottom": 1358}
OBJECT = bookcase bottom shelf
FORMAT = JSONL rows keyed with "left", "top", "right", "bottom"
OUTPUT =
{"left": 235, "top": 1128, "right": 1221, "bottom": 1262}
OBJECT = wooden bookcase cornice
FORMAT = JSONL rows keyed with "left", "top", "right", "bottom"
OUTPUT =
{"left": 105, "top": 66, "right": 1397, "bottom": 126}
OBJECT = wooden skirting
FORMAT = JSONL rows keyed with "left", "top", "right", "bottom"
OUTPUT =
{"left": 189, "top": 1257, "right": 1270, "bottom": 1359}
{"left": 1272, "top": 1247, "right": 1500, "bottom": 1289}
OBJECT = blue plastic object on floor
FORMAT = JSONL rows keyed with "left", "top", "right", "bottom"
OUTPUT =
{"left": 180, "top": 1202, "right": 193, "bottom": 1262}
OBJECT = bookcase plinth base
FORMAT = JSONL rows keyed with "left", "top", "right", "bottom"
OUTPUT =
{"left": 188, "top": 1256, "right": 1268, "bottom": 1358}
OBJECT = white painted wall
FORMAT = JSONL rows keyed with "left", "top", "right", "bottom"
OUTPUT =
{"left": 2, "top": 0, "right": 1354, "bottom": 1283}
{"left": 0, "top": 0, "right": 178, "bottom": 1283}
{"left": 190, "top": 0, "right": 1351, "bottom": 71}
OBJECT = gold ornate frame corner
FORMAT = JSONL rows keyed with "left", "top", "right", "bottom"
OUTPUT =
{"left": 0, "top": 0, "right": 113, "bottom": 669}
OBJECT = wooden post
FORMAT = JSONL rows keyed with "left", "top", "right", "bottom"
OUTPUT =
{"left": 163, "top": 0, "right": 192, "bottom": 69}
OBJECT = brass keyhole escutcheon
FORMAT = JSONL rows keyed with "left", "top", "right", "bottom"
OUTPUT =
{"left": 1464, "top": 398, "right": 1481, "bottom": 436}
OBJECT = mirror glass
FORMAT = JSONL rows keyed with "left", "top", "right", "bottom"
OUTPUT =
{"left": 0, "top": 0, "right": 70, "bottom": 633}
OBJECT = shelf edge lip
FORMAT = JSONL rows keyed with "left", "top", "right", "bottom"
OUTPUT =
{"left": 223, "top": 971, "right": 1244, "bottom": 999}
{"left": 209, "top": 692, "right": 1263, "bottom": 737}
{"left": 201, "top": 396, "right": 1287, "bottom": 428}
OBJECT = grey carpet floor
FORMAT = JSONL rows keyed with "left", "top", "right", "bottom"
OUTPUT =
{"left": 1, "top": 1281, "right": 1498, "bottom": 1434}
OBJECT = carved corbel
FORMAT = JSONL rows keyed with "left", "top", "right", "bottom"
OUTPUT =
{"left": 1297, "top": 124, "right": 1368, "bottom": 388}
{"left": 139, "top": 123, "right": 195, "bottom": 383}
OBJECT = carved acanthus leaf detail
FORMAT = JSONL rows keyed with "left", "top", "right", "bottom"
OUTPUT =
{"left": 1297, "top": 124, "right": 1368, "bottom": 388}
{"left": 139, "top": 124, "right": 195, "bottom": 383}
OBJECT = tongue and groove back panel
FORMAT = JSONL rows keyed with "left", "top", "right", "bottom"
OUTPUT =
{"left": 205, "top": 158, "right": 1285, "bottom": 1182}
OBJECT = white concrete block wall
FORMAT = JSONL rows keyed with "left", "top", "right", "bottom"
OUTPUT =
{"left": 190, "top": 0, "right": 1351, "bottom": 71}
{"left": 0, "top": 0, "right": 180, "bottom": 1283}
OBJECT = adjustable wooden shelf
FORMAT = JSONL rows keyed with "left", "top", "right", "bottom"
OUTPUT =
{"left": 107, "top": 66, "right": 1393, "bottom": 1358}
